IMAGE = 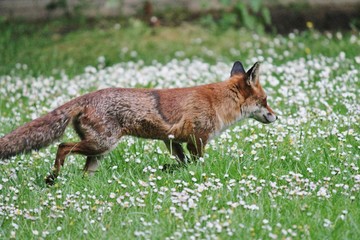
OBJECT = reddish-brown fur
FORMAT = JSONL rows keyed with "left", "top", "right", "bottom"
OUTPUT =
{"left": 0, "top": 61, "right": 277, "bottom": 184}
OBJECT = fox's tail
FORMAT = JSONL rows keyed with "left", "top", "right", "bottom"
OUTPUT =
{"left": 0, "top": 107, "right": 77, "bottom": 160}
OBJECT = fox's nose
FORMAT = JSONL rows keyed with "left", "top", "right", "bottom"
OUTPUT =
{"left": 269, "top": 113, "right": 278, "bottom": 121}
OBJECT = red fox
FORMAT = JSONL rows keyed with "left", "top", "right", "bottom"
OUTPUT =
{"left": 0, "top": 61, "right": 277, "bottom": 184}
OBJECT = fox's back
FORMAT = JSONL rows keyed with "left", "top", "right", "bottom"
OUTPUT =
{"left": 70, "top": 86, "right": 218, "bottom": 141}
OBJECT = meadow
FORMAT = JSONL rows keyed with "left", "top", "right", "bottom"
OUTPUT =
{"left": 0, "top": 19, "right": 360, "bottom": 239}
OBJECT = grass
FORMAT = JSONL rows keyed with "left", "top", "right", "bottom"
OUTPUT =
{"left": 1, "top": 18, "right": 359, "bottom": 77}
{"left": 0, "top": 18, "right": 360, "bottom": 239}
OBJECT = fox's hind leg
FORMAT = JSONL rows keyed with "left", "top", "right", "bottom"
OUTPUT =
{"left": 45, "top": 108, "right": 122, "bottom": 185}
{"left": 45, "top": 140, "right": 110, "bottom": 185}
{"left": 83, "top": 156, "right": 102, "bottom": 176}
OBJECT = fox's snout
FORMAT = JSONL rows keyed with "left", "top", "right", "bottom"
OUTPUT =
{"left": 251, "top": 105, "right": 277, "bottom": 124}
{"left": 263, "top": 111, "right": 277, "bottom": 124}
{"left": 263, "top": 105, "right": 277, "bottom": 124}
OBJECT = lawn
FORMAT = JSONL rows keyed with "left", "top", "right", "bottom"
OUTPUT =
{"left": 0, "top": 19, "right": 360, "bottom": 239}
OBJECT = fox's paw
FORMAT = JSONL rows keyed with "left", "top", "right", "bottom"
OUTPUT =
{"left": 45, "top": 173, "right": 58, "bottom": 186}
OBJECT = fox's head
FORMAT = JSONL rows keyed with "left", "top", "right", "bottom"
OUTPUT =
{"left": 231, "top": 61, "right": 277, "bottom": 124}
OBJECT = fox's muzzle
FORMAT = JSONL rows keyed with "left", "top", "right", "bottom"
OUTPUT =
{"left": 263, "top": 112, "right": 277, "bottom": 124}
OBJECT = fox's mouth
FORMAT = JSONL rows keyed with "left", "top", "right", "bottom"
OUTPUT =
{"left": 263, "top": 114, "right": 271, "bottom": 124}
{"left": 263, "top": 114, "right": 278, "bottom": 123}
{"left": 263, "top": 114, "right": 270, "bottom": 123}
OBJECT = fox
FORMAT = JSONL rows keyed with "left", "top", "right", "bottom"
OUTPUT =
{"left": 0, "top": 61, "right": 277, "bottom": 185}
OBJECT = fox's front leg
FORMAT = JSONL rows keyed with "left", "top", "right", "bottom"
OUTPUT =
{"left": 187, "top": 136, "right": 207, "bottom": 161}
{"left": 162, "top": 136, "right": 207, "bottom": 172}
{"left": 163, "top": 140, "right": 186, "bottom": 163}
{"left": 162, "top": 140, "right": 187, "bottom": 172}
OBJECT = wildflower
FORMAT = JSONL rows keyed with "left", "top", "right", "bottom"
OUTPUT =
{"left": 269, "top": 233, "right": 278, "bottom": 239}
{"left": 323, "top": 219, "right": 332, "bottom": 228}
{"left": 306, "top": 21, "right": 314, "bottom": 29}
{"left": 340, "top": 210, "right": 348, "bottom": 220}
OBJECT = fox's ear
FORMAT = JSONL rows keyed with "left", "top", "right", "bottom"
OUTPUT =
{"left": 246, "top": 62, "right": 260, "bottom": 86}
{"left": 230, "top": 61, "right": 246, "bottom": 76}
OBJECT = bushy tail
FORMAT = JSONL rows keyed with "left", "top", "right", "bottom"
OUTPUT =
{"left": 0, "top": 108, "right": 74, "bottom": 160}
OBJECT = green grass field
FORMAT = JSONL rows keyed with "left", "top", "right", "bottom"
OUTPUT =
{"left": 0, "top": 19, "right": 360, "bottom": 239}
